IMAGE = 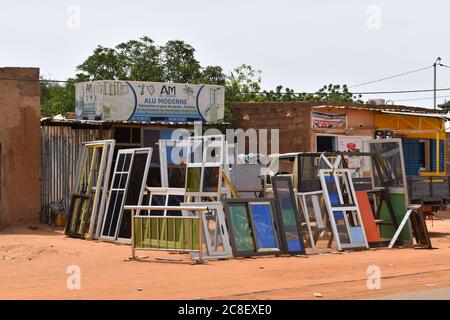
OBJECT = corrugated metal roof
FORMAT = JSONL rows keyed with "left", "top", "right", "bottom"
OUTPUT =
{"left": 40, "top": 117, "right": 231, "bottom": 128}
{"left": 312, "top": 104, "right": 449, "bottom": 119}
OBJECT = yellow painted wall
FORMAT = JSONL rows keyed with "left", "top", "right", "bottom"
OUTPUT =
{"left": 375, "top": 113, "right": 445, "bottom": 140}
{"left": 375, "top": 113, "right": 446, "bottom": 175}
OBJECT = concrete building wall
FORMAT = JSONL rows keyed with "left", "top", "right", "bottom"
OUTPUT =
{"left": 0, "top": 67, "right": 41, "bottom": 228}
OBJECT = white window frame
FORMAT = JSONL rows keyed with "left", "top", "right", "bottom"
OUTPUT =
{"left": 181, "top": 201, "right": 232, "bottom": 260}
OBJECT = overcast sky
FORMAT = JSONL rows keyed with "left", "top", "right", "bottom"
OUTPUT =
{"left": 1, "top": 0, "right": 449, "bottom": 107}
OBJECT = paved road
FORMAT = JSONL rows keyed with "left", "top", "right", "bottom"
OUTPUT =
{"left": 380, "top": 287, "right": 450, "bottom": 300}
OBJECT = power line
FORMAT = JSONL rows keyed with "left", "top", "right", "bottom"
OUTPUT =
{"left": 2, "top": 76, "right": 450, "bottom": 96}
{"left": 349, "top": 65, "right": 434, "bottom": 88}
{"left": 392, "top": 94, "right": 450, "bottom": 103}
{"left": 259, "top": 87, "right": 450, "bottom": 95}
{"left": 0, "top": 77, "right": 69, "bottom": 83}
{"left": 355, "top": 87, "right": 450, "bottom": 95}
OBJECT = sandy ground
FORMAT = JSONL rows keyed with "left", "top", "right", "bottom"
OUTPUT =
{"left": 1, "top": 215, "right": 450, "bottom": 300}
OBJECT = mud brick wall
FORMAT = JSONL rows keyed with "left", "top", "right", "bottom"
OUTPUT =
{"left": 231, "top": 102, "right": 314, "bottom": 154}
{"left": 0, "top": 68, "right": 41, "bottom": 228}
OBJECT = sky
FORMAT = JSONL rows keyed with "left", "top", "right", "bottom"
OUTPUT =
{"left": 1, "top": 0, "right": 449, "bottom": 108}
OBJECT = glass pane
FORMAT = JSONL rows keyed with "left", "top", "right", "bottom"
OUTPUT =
{"left": 202, "top": 166, "right": 220, "bottom": 192}
{"left": 116, "top": 153, "right": 125, "bottom": 172}
{"left": 228, "top": 204, "right": 255, "bottom": 252}
{"left": 150, "top": 195, "right": 166, "bottom": 216}
{"left": 167, "top": 167, "right": 186, "bottom": 188}
{"left": 204, "top": 208, "right": 225, "bottom": 254}
{"left": 369, "top": 141, "right": 404, "bottom": 188}
{"left": 167, "top": 145, "right": 188, "bottom": 165}
{"left": 249, "top": 203, "right": 278, "bottom": 251}
{"left": 143, "top": 130, "right": 160, "bottom": 165}
{"left": 274, "top": 179, "right": 303, "bottom": 252}
{"left": 125, "top": 153, "right": 148, "bottom": 206}
{"left": 189, "top": 139, "right": 203, "bottom": 164}
{"left": 117, "top": 211, "right": 131, "bottom": 239}
{"left": 186, "top": 167, "right": 201, "bottom": 192}
{"left": 299, "top": 156, "right": 321, "bottom": 192}
{"left": 123, "top": 154, "right": 132, "bottom": 171}
{"left": 102, "top": 190, "right": 124, "bottom": 237}
{"left": 119, "top": 173, "right": 128, "bottom": 189}
{"left": 167, "top": 195, "right": 183, "bottom": 216}
{"left": 334, "top": 212, "right": 351, "bottom": 244}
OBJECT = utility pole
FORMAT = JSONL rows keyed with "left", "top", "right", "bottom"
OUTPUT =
{"left": 434, "top": 57, "right": 441, "bottom": 109}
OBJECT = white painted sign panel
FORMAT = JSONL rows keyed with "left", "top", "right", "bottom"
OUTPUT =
{"left": 75, "top": 80, "right": 225, "bottom": 123}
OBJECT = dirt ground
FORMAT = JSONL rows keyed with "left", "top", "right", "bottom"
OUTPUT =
{"left": 1, "top": 214, "right": 450, "bottom": 300}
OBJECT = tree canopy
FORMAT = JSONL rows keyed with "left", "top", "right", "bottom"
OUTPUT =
{"left": 41, "top": 36, "right": 362, "bottom": 120}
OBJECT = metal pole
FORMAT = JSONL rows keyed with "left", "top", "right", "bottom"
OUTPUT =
{"left": 434, "top": 57, "right": 441, "bottom": 110}
{"left": 198, "top": 210, "right": 203, "bottom": 263}
{"left": 131, "top": 209, "right": 135, "bottom": 259}
{"left": 434, "top": 62, "right": 437, "bottom": 110}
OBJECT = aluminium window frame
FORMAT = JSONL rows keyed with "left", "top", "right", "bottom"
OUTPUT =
{"left": 296, "top": 190, "right": 328, "bottom": 251}
{"left": 185, "top": 135, "right": 225, "bottom": 200}
{"left": 271, "top": 176, "right": 307, "bottom": 255}
{"left": 159, "top": 138, "right": 189, "bottom": 188}
{"left": 116, "top": 148, "right": 153, "bottom": 244}
{"left": 142, "top": 187, "right": 186, "bottom": 216}
{"left": 223, "top": 198, "right": 281, "bottom": 257}
{"left": 67, "top": 139, "right": 115, "bottom": 239}
{"left": 99, "top": 147, "right": 152, "bottom": 244}
{"left": 181, "top": 201, "right": 233, "bottom": 260}
{"left": 318, "top": 155, "right": 369, "bottom": 251}
{"left": 99, "top": 148, "right": 136, "bottom": 242}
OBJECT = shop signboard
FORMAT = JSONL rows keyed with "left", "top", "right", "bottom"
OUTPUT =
{"left": 312, "top": 112, "right": 346, "bottom": 129}
{"left": 75, "top": 80, "right": 225, "bottom": 124}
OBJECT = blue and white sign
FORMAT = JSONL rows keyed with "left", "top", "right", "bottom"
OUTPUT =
{"left": 75, "top": 80, "right": 225, "bottom": 123}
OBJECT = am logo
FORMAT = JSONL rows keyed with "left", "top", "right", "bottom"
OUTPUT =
{"left": 161, "top": 85, "right": 176, "bottom": 96}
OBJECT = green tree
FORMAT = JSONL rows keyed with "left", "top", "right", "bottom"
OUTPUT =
{"left": 76, "top": 46, "right": 127, "bottom": 81}
{"left": 314, "top": 84, "right": 363, "bottom": 103}
{"left": 41, "top": 36, "right": 364, "bottom": 118}
{"left": 76, "top": 37, "right": 205, "bottom": 84}
{"left": 160, "top": 40, "right": 202, "bottom": 83}
{"left": 41, "top": 78, "right": 76, "bottom": 117}
{"left": 198, "top": 65, "right": 226, "bottom": 85}
{"left": 438, "top": 100, "right": 450, "bottom": 113}
{"left": 115, "top": 36, "right": 163, "bottom": 81}
{"left": 225, "top": 64, "right": 265, "bottom": 102}
{"left": 223, "top": 64, "right": 266, "bottom": 121}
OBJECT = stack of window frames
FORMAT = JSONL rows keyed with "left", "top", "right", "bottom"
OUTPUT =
{"left": 66, "top": 140, "right": 115, "bottom": 239}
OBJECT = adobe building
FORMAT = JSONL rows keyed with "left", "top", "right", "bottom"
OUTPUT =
{"left": 0, "top": 67, "right": 41, "bottom": 228}
{"left": 231, "top": 101, "right": 448, "bottom": 177}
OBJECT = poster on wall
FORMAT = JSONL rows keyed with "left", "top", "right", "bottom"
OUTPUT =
{"left": 75, "top": 81, "right": 225, "bottom": 124}
{"left": 311, "top": 112, "right": 346, "bottom": 129}
{"left": 337, "top": 136, "right": 372, "bottom": 177}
